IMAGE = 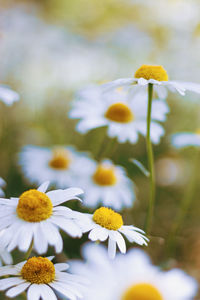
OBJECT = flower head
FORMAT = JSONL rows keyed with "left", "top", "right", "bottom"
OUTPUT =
{"left": 135, "top": 65, "right": 169, "bottom": 82}
{"left": 102, "top": 64, "right": 200, "bottom": 98}
{"left": 0, "top": 256, "right": 84, "bottom": 299}
{"left": 69, "top": 86, "right": 169, "bottom": 144}
{"left": 76, "top": 158, "right": 135, "bottom": 211}
{"left": 70, "top": 243, "right": 198, "bottom": 300}
{"left": 171, "top": 130, "right": 200, "bottom": 148}
{"left": 0, "top": 85, "right": 19, "bottom": 106}
{"left": 19, "top": 145, "right": 91, "bottom": 188}
{"left": 0, "top": 181, "right": 84, "bottom": 254}
{"left": 76, "top": 207, "right": 148, "bottom": 259}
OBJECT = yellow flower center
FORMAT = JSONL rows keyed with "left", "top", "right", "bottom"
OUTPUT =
{"left": 105, "top": 102, "right": 134, "bottom": 123}
{"left": 17, "top": 189, "right": 53, "bottom": 222}
{"left": 49, "top": 148, "right": 71, "bottom": 170}
{"left": 195, "top": 128, "right": 200, "bottom": 135}
{"left": 21, "top": 257, "right": 55, "bottom": 284}
{"left": 135, "top": 65, "right": 168, "bottom": 81}
{"left": 122, "top": 283, "right": 163, "bottom": 300}
{"left": 93, "top": 207, "right": 123, "bottom": 230}
{"left": 93, "top": 165, "right": 117, "bottom": 186}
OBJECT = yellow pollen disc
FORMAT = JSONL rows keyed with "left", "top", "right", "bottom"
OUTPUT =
{"left": 122, "top": 283, "right": 163, "bottom": 300}
{"left": 49, "top": 148, "right": 71, "bottom": 170}
{"left": 17, "top": 189, "right": 53, "bottom": 222}
{"left": 105, "top": 102, "right": 134, "bottom": 123}
{"left": 195, "top": 128, "right": 200, "bottom": 135}
{"left": 93, "top": 165, "right": 117, "bottom": 186}
{"left": 93, "top": 207, "right": 123, "bottom": 230}
{"left": 135, "top": 65, "right": 168, "bottom": 81}
{"left": 21, "top": 257, "right": 55, "bottom": 284}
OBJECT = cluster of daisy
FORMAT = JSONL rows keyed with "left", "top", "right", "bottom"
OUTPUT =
{"left": 1, "top": 64, "right": 200, "bottom": 300}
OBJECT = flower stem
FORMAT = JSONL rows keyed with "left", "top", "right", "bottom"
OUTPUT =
{"left": 24, "top": 239, "right": 34, "bottom": 260}
{"left": 144, "top": 83, "right": 155, "bottom": 234}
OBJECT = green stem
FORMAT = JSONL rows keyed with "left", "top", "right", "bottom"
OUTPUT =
{"left": 24, "top": 239, "right": 34, "bottom": 260}
{"left": 167, "top": 150, "right": 199, "bottom": 255}
{"left": 144, "top": 83, "right": 155, "bottom": 234}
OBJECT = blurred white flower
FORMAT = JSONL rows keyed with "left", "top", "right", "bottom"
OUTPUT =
{"left": 155, "top": 157, "right": 188, "bottom": 187}
{"left": 102, "top": 65, "right": 200, "bottom": 98}
{"left": 0, "top": 178, "right": 6, "bottom": 197}
{"left": 77, "top": 158, "right": 135, "bottom": 211}
{"left": 171, "top": 131, "right": 200, "bottom": 148}
{"left": 0, "top": 256, "right": 84, "bottom": 300}
{"left": 0, "top": 181, "right": 84, "bottom": 254}
{"left": 75, "top": 207, "right": 148, "bottom": 259}
{"left": 0, "top": 85, "right": 19, "bottom": 106}
{"left": 70, "top": 243, "right": 198, "bottom": 300}
{"left": 69, "top": 85, "right": 169, "bottom": 144}
{"left": 19, "top": 145, "right": 91, "bottom": 188}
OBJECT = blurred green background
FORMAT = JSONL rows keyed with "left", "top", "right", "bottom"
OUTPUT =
{"left": 0, "top": 0, "right": 200, "bottom": 298}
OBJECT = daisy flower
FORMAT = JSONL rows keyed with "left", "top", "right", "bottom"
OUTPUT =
{"left": 19, "top": 145, "right": 91, "bottom": 188}
{"left": 0, "top": 256, "right": 84, "bottom": 299}
{"left": 0, "top": 181, "right": 84, "bottom": 254}
{"left": 171, "top": 130, "right": 200, "bottom": 148}
{"left": 77, "top": 158, "right": 135, "bottom": 211}
{"left": 76, "top": 207, "right": 148, "bottom": 259}
{"left": 102, "top": 64, "right": 200, "bottom": 98}
{"left": 0, "top": 177, "right": 6, "bottom": 196}
{"left": 0, "top": 85, "right": 19, "bottom": 106}
{"left": 69, "top": 85, "right": 169, "bottom": 144}
{"left": 70, "top": 243, "right": 198, "bottom": 300}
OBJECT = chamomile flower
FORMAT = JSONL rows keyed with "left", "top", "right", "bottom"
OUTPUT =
{"left": 0, "top": 177, "right": 6, "bottom": 196}
{"left": 102, "top": 64, "right": 200, "bottom": 98}
{"left": 70, "top": 243, "right": 198, "bottom": 300}
{"left": 0, "top": 256, "right": 84, "bottom": 299}
{"left": 0, "top": 85, "right": 19, "bottom": 106}
{"left": 77, "top": 159, "right": 135, "bottom": 211}
{"left": 0, "top": 181, "right": 84, "bottom": 254}
{"left": 69, "top": 86, "right": 169, "bottom": 144}
{"left": 19, "top": 145, "right": 91, "bottom": 188}
{"left": 76, "top": 207, "right": 148, "bottom": 259}
{"left": 171, "top": 130, "right": 200, "bottom": 148}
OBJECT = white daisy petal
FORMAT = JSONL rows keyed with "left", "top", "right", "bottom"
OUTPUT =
{"left": 51, "top": 216, "right": 82, "bottom": 238}
{"left": 49, "top": 282, "right": 76, "bottom": 300}
{"left": 109, "top": 231, "right": 126, "bottom": 254}
{"left": 108, "top": 238, "right": 117, "bottom": 259}
{"left": 0, "top": 248, "right": 13, "bottom": 265}
{"left": 40, "top": 221, "right": 63, "bottom": 253}
{"left": 6, "top": 282, "right": 31, "bottom": 298}
{"left": 39, "top": 284, "right": 57, "bottom": 300}
{"left": 27, "top": 284, "right": 42, "bottom": 300}
{"left": 37, "top": 181, "right": 50, "bottom": 193}
{"left": 18, "top": 225, "right": 34, "bottom": 252}
{"left": 33, "top": 224, "right": 48, "bottom": 254}
{"left": 47, "top": 188, "right": 83, "bottom": 206}
{"left": 0, "top": 277, "right": 25, "bottom": 290}
{"left": 55, "top": 263, "right": 69, "bottom": 272}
